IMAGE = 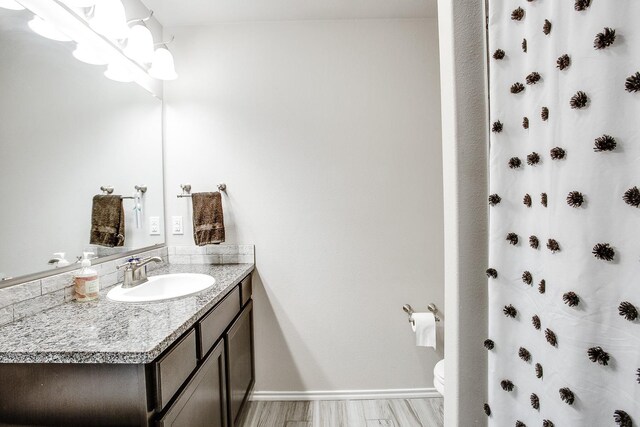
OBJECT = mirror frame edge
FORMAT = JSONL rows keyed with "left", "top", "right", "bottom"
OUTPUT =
{"left": 0, "top": 243, "right": 166, "bottom": 290}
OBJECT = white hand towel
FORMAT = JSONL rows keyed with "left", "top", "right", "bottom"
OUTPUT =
{"left": 411, "top": 312, "right": 436, "bottom": 349}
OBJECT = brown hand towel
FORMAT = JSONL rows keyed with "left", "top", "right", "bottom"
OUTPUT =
{"left": 90, "top": 195, "right": 125, "bottom": 247}
{"left": 192, "top": 192, "right": 225, "bottom": 246}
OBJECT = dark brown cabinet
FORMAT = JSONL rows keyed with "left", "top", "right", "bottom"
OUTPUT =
{"left": 226, "top": 300, "right": 254, "bottom": 427}
{"left": 157, "top": 339, "right": 227, "bottom": 427}
{"left": 155, "top": 329, "right": 199, "bottom": 411}
{"left": 0, "top": 273, "right": 254, "bottom": 427}
{"left": 198, "top": 287, "right": 240, "bottom": 359}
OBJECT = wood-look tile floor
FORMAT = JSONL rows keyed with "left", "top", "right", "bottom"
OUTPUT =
{"left": 238, "top": 398, "right": 444, "bottom": 427}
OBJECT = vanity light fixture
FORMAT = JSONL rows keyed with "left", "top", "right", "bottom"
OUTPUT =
{"left": 89, "top": 0, "right": 128, "bottom": 41}
{"left": 149, "top": 36, "right": 177, "bottom": 80}
{"left": 28, "top": 15, "right": 72, "bottom": 41}
{"left": 123, "top": 11, "right": 155, "bottom": 64}
{"left": 0, "top": 0, "right": 25, "bottom": 10}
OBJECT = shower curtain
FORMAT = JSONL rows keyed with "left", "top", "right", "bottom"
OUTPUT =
{"left": 487, "top": 1, "right": 640, "bottom": 426}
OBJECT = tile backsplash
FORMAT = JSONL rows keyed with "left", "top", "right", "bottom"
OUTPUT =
{"left": 167, "top": 244, "right": 255, "bottom": 265}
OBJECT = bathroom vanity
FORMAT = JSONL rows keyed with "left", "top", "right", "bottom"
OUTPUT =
{"left": 0, "top": 264, "right": 254, "bottom": 427}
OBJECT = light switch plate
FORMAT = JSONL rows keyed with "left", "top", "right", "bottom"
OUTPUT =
{"left": 172, "top": 216, "right": 184, "bottom": 235}
{"left": 149, "top": 216, "right": 161, "bottom": 235}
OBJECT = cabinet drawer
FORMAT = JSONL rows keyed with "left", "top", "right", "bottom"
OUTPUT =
{"left": 157, "top": 340, "right": 227, "bottom": 427}
{"left": 198, "top": 287, "right": 240, "bottom": 359}
{"left": 239, "top": 274, "right": 252, "bottom": 307}
{"left": 155, "top": 329, "right": 198, "bottom": 411}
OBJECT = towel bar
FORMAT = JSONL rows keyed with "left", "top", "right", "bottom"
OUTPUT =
{"left": 100, "top": 186, "right": 114, "bottom": 195}
{"left": 100, "top": 185, "right": 147, "bottom": 199}
{"left": 403, "top": 303, "right": 441, "bottom": 325}
{"left": 177, "top": 183, "right": 226, "bottom": 198}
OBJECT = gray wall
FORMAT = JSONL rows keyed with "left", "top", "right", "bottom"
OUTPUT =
{"left": 163, "top": 18, "right": 445, "bottom": 393}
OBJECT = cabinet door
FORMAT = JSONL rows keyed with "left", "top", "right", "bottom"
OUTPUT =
{"left": 225, "top": 300, "right": 254, "bottom": 427}
{"left": 157, "top": 340, "right": 227, "bottom": 427}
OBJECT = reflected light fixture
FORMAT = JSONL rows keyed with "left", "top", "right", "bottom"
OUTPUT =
{"left": 89, "top": 0, "right": 128, "bottom": 40}
{"left": 104, "top": 59, "right": 133, "bottom": 82}
{"left": 73, "top": 42, "right": 109, "bottom": 65}
{"left": 124, "top": 25, "right": 154, "bottom": 63}
{"left": 149, "top": 36, "right": 177, "bottom": 80}
{"left": 18, "top": 0, "right": 174, "bottom": 92}
{"left": 0, "top": 0, "right": 25, "bottom": 10}
{"left": 149, "top": 47, "right": 177, "bottom": 80}
{"left": 28, "top": 15, "right": 72, "bottom": 41}
{"left": 59, "top": 0, "right": 96, "bottom": 7}
{"left": 123, "top": 12, "right": 154, "bottom": 64}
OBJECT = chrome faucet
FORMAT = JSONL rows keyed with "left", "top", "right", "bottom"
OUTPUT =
{"left": 117, "top": 256, "right": 163, "bottom": 288}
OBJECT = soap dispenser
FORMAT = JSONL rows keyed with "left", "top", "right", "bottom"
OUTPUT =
{"left": 74, "top": 252, "right": 99, "bottom": 302}
{"left": 50, "top": 253, "right": 70, "bottom": 268}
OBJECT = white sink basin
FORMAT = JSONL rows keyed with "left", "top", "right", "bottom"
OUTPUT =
{"left": 107, "top": 273, "right": 215, "bottom": 303}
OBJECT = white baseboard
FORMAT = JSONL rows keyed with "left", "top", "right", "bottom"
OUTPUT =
{"left": 250, "top": 388, "right": 441, "bottom": 401}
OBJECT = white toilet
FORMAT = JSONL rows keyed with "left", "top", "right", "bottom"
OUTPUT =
{"left": 434, "top": 359, "right": 444, "bottom": 396}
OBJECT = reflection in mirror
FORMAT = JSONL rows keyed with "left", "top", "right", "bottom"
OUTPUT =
{"left": 0, "top": 6, "right": 164, "bottom": 282}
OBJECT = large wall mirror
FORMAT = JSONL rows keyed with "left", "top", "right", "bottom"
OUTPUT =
{"left": 0, "top": 6, "right": 164, "bottom": 284}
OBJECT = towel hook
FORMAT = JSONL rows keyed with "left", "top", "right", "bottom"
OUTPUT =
{"left": 100, "top": 186, "right": 114, "bottom": 195}
{"left": 135, "top": 185, "right": 148, "bottom": 194}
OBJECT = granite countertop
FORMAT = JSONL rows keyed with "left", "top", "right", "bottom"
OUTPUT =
{"left": 0, "top": 263, "right": 254, "bottom": 364}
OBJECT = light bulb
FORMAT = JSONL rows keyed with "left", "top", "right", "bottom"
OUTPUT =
{"left": 73, "top": 43, "right": 110, "bottom": 65}
{"left": 123, "top": 24, "right": 154, "bottom": 64}
{"left": 0, "top": 0, "right": 24, "bottom": 10}
{"left": 104, "top": 61, "right": 133, "bottom": 82}
{"left": 149, "top": 47, "right": 177, "bottom": 80}
{"left": 89, "top": 0, "right": 129, "bottom": 40}
{"left": 28, "top": 16, "right": 72, "bottom": 42}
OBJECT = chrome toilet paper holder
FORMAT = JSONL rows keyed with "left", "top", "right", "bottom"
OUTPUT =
{"left": 403, "top": 303, "right": 441, "bottom": 325}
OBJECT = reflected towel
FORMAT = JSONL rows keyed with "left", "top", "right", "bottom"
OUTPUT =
{"left": 192, "top": 192, "right": 225, "bottom": 246}
{"left": 90, "top": 195, "right": 125, "bottom": 247}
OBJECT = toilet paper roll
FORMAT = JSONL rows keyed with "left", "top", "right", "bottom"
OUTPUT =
{"left": 411, "top": 312, "right": 436, "bottom": 349}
